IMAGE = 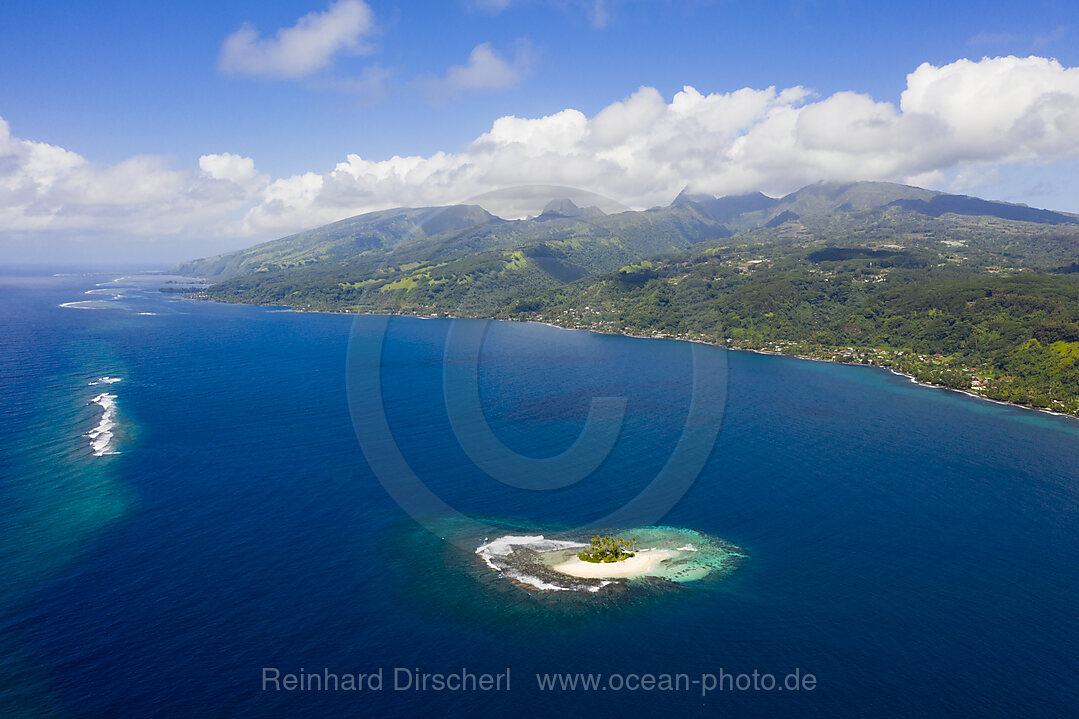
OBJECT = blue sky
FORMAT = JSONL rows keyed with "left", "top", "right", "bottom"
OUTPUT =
{"left": 2, "top": 0, "right": 1079, "bottom": 264}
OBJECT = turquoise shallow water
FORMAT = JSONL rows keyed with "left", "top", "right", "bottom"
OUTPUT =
{"left": 1, "top": 270, "right": 1077, "bottom": 717}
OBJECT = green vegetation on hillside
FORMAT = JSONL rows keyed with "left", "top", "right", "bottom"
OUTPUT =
{"left": 174, "top": 181, "right": 1079, "bottom": 415}
{"left": 514, "top": 258, "right": 1079, "bottom": 414}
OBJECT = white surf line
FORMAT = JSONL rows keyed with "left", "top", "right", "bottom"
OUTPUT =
{"left": 87, "top": 388, "right": 121, "bottom": 456}
{"left": 60, "top": 301, "right": 111, "bottom": 310}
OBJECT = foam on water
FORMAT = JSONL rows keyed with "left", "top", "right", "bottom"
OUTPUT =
{"left": 60, "top": 276, "right": 136, "bottom": 310}
{"left": 475, "top": 535, "right": 602, "bottom": 591}
{"left": 476, "top": 535, "right": 586, "bottom": 559}
{"left": 475, "top": 535, "right": 584, "bottom": 572}
{"left": 60, "top": 301, "right": 115, "bottom": 310}
{"left": 502, "top": 567, "right": 573, "bottom": 592}
{"left": 87, "top": 392, "right": 120, "bottom": 456}
{"left": 477, "top": 527, "right": 745, "bottom": 592}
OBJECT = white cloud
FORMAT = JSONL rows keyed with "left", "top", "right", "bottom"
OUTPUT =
{"left": 219, "top": 0, "right": 375, "bottom": 79}
{"left": 0, "top": 116, "right": 260, "bottom": 238}
{"left": 426, "top": 41, "right": 536, "bottom": 101}
{"left": 5, "top": 55, "right": 1079, "bottom": 255}
{"left": 199, "top": 152, "right": 265, "bottom": 187}
{"left": 900, "top": 56, "right": 1079, "bottom": 162}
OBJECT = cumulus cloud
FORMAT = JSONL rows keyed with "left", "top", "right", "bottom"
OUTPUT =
{"left": 239, "top": 57, "right": 1079, "bottom": 232}
{"left": 5, "top": 55, "right": 1079, "bottom": 252}
{"left": 0, "top": 116, "right": 263, "bottom": 239}
{"left": 425, "top": 41, "right": 536, "bottom": 101}
{"left": 199, "top": 152, "right": 265, "bottom": 186}
{"left": 219, "top": 0, "right": 375, "bottom": 79}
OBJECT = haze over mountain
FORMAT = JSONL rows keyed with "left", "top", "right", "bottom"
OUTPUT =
{"left": 537, "top": 199, "right": 607, "bottom": 220}
{"left": 674, "top": 181, "right": 1079, "bottom": 232}
{"left": 178, "top": 180, "right": 1079, "bottom": 286}
{"left": 178, "top": 194, "right": 723, "bottom": 283}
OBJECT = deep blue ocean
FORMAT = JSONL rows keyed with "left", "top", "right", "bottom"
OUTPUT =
{"left": 1, "top": 270, "right": 1077, "bottom": 718}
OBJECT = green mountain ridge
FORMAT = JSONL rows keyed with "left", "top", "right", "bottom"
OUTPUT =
{"left": 178, "top": 180, "right": 1079, "bottom": 283}
{"left": 174, "top": 196, "right": 731, "bottom": 313}
{"left": 174, "top": 180, "right": 1079, "bottom": 414}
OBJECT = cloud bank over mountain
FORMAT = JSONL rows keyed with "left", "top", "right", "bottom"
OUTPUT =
{"left": 3, "top": 55, "right": 1079, "bottom": 258}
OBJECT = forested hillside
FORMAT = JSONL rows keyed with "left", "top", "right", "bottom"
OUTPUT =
{"left": 175, "top": 181, "right": 1079, "bottom": 414}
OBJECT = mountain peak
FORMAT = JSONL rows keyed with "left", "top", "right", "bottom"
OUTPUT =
{"left": 539, "top": 198, "right": 606, "bottom": 219}
{"left": 671, "top": 186, "right": 718, "bottom": 206}
{"left": 670, "top": 189, "right": 779, "bottom": 223}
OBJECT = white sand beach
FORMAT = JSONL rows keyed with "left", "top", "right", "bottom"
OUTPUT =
{"left": 551, "top": 550, "right": 672, "bottom": 578}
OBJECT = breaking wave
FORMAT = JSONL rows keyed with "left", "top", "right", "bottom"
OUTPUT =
{"left": 475, "top": 528, "right": 745, "bottom": 593}
{"left": 87, "top": 382, "right": 122, "bottom": 456}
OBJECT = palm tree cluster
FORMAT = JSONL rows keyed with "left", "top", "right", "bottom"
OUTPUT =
{"left": 577, "top": 535, "right": 637, "bottom": 563}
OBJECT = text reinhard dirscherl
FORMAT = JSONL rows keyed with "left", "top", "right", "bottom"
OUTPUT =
{"left": 262, "top": 667, "right": 511, "bottom": 693}
{"left": 260, "top": 667, "right": 817, "bottom": 697}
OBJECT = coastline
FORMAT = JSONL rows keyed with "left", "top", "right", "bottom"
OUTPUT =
{"left": 737, "top": 346, "right": 1079, "bottom": 420}
{"left": 472, "top": 527, "right": 746, "bottom": 592}
{"left": 552, "top": 550, "right": 672, "bottom": 579}
{"left": 179, "top": 292, "right": 1079, "bottom": 421}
